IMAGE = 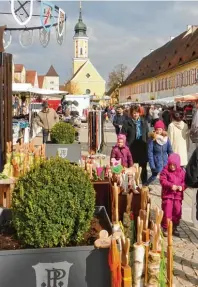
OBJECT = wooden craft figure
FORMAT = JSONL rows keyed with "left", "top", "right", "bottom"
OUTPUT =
{"left": 133, "top": 216, "right": 145, "bottom": 287}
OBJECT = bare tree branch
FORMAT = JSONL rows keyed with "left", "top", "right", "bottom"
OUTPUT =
{"left": 107, "top": 64, "right": 129, "bottom": 89}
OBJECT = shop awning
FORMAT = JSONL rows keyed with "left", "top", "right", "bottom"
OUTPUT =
{"left": 12, "top": 83, "right": 32, "bottom": 92}
{"left": 12, "top": 83, "right": 67, "bottom": 95}
{"left": 175, "top": 94, "right": 198, "bottom": 102}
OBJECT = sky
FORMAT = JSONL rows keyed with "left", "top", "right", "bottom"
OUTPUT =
{"left": 1, "top": 1, "right": 198, "bottom": 85}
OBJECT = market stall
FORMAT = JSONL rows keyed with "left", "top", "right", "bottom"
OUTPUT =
{"left": 12, "top": 83, "right": 67, "bottom": 142}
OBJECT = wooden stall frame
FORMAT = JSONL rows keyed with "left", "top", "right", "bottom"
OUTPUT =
{"left": 0, "top": 52, "right": 13, "bottom": 172}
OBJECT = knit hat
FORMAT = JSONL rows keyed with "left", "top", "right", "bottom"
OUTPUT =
{"left": 117, "top": 134, "right": 126, "bottom": 143}
{"left": 154, "top": 120, "right": 165, "bottom": 130}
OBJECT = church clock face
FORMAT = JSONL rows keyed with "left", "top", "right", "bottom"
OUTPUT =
{"left": 86, "top": 89, "right": 91, "bottom": 94}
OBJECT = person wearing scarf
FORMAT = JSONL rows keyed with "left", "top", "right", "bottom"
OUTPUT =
{"left": 146, "top": 120, "right": 173, "bottom": 187}
{"left": 122, "top": 105, "right": 149, "bottom": 185}
{"left": 168, "top": 111, "right": 188, "bottom": 167}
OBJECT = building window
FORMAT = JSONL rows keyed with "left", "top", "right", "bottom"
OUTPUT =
{"left": 80, "top": 48, "right": 83, "bottom": 55}
{"left": 192, "top": 69, "right": 196, "bottom": 84}
{"left": 50, "top": 81, "right": 54, "bottom": 84}
{"left": 178, "top": 73, "right": 182, "bottom": 87}
{"left": 183, "top": 71, "right": 188, "bottom": 86}
{"left": 86, "top": 73, "right": 90, "bottom": 78}
{"left": 187, "top": 71, "right": 190, "bottom": 85}
{"left": 147, "top": 82, "right": 150, "bottom": 93}
{"left": 85, "top": 89, "right": 91, "bottom": 94}
{"left": 195, "top": 68, "right": 198, "bottom": 83}
{"left": 158, "top": 79, "right": 161, "bottom": 91}
{"left": 155, "top": 81, "right": 158, "bottom": 92}
{"left": 151, "top": 82, "right": 153, "bottom": 92}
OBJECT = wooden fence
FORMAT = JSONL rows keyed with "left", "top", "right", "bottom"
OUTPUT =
{"left": 0, "top": 52, "right": 13, "bottom": 171}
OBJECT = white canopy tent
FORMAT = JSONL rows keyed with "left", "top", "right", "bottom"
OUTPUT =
{"left": 12, "top": 83, "right": 67, "bottom": 95}
{"left": 121, "top": 95, "right": 184, "bottom": 106}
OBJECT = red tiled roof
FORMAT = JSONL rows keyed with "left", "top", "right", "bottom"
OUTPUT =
{"left": 122, "top": 26, "right": 198, "bottom": 86}
{"left": 38, "top": 75, "right": 45, "bottom": 88}
{"left": 46, "top": 65, "right": 59, "bottom": 77}
{"left": 14, "top": 64, "right": 24, "bottom": 73}
{"left": 26, "top": 70, "right": 36, "bottom": 86}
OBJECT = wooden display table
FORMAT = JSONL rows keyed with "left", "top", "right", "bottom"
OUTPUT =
{"left": 0, "top": 178, "right": 16, "bottom": 208}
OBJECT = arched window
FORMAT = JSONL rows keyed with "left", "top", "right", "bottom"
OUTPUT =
{"left": 80, "top": 48, "right": 83, "bottom": 55}
{"left": 86, "top": 89, "right": 91, "bottom": 94}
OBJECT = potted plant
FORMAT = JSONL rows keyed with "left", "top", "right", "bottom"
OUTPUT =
{"left": 0, "top": 158, "right": 111, "bottom": 287}
{"left": 46, "top": 122, "right": 81, "bottom": 163}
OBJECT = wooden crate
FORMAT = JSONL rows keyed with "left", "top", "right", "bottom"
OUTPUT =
{"left": 0, "top": 179, "right": 16, "bottom": 208}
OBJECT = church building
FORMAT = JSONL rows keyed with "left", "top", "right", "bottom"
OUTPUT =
{"left": 66, "top": 3, "right": 106, "bottom": 97}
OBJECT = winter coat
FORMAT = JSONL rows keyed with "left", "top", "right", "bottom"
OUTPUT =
{"left": 121, "top": 117, "right": 149, "bottom": 165}
{"left": 35, "top": 108, "right": 59, "bottom": 130}
{"left": 110, "top": 145, "right": 133, "bottom": 168}
{"left": 113, "top": 114, "right": 128, "bottom": 135}
{"left": 162, "top": 110, "right": 171, "bottom": 128}
{"left": 185, "top": 147, "right": 198, "bottom": 188}
{"left": 168, "top": 121, "right": 188, "bottom": 166}
{"left": 148, "top": 132, "right": 173, "bottom": 173}
{"left": 160, "top": 153, "right": 186, "bottom": 200}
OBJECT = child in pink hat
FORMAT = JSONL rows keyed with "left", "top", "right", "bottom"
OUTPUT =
{"left": 160, "top": 153, "right": 186, "bottom": 237}
{"left": 110, "top": 134, "right": 133, "bottom": 168}
{"left": 146, "top": 120, "right": 173, "bottom": 186}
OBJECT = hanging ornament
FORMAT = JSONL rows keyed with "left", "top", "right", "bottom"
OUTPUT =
{"left": 56, "top": 27, "right": 64, "bottom": 46}
{"left": 11, "top": 0, "right": 34, "bottom": 26}
{"left": 40, "top": 1, "right": 55, "bottom": 32}
{"left": 3, "top": 31, "right": 12, "bottom": 50}
{"left": 19, "top": 30, "right": 34, "bottom": 48}
{"left": 39, "top": 28, "right": 50, "bottom": 47}
{"left": 57, "top": 8, "right": 65, "bottom": 37}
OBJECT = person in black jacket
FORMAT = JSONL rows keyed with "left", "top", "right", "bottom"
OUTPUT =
{"left": 121, "top": 105, "right": 149, "bottom": 184}
{"left": 185, "top": 148, "right": 198, "bottom": 221}
{"left": 113, "top": 106, "right": 128, "bottom": 135}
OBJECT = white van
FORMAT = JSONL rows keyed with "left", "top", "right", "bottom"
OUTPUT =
{"left": 65, "top": 94, "right": 90, "bottom": 122}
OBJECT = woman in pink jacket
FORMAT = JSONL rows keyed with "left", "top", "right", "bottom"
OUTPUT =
{"left": 110, "top": 134, "right": 133, "bottom": 168}
{"left": 160, "top": 153, "right": 186, "bottom": 237}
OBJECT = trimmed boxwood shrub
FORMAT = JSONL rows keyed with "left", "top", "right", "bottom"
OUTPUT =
{"left": 50, "top": 122, "right": 75, "bottom": 144}
{"left": 12, "top": 158, "right": 95, "bottom": 248}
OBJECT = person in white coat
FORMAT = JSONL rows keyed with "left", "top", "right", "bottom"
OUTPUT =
{"left": 168, "top": 111, "right": 189, "bottom": 166}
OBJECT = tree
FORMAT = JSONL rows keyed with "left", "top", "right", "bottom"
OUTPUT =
{"left": 107, "top": 64, "right": 129, "bottom": 89}
{"left": 64, "top": 81, "right": 81, "bottom": 94}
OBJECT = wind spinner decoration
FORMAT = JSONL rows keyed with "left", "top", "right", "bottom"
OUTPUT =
{"left": 0, "top": 0, "right": 67, "bottom": 51}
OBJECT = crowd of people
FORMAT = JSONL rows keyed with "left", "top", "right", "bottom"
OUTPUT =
{"left": 110, "top": 103, "right": 198, "bottom": 237}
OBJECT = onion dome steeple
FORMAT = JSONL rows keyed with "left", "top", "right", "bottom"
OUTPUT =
{"left": 74, "top": 1, "right": 87, "bottom": 37}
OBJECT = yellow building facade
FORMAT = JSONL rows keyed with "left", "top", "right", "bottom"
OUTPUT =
{"left": 67, "top": 3, "right": 106, "bottom": 97}
{"left": 119, "top": 25, "right": 198, "bottom": 103}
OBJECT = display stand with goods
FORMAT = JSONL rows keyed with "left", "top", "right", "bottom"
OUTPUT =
{"left": 93, "top": 164, "right": 173, "bottom": 287}
{"left": 88, "top": 110, "right": 104, "bottom": 154}
{"left": 0, "top": 141, "right": 45, "bottom": 208}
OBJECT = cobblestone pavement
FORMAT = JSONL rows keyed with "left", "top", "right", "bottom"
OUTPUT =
{"left": 151, "top": 184, "right": 198, "bottom": 287}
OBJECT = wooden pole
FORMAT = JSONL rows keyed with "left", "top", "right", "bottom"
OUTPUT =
{"left": 167, "top": 220, "right": 173, "bottom": 287}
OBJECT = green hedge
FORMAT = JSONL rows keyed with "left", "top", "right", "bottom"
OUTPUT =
{"left": 51, "top": 122, "right": 75, "bottom": 144}
{"left": 12, "top": 158, "right": 95, "bottom": 248}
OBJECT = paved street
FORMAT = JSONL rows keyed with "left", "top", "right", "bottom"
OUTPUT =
{"left": 35, "top": 121, "right": 198, "bottom": 286}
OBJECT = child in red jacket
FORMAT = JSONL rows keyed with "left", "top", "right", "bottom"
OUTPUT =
{"left": 160, "top": 153, "right": 186, "bottom": 237}
{"left": 110, "top": 134, "right": 133, "bottom": 168}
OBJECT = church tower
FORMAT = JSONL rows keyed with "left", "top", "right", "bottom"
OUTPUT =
{"left": 73, "top": 1, "right": 88, "bottom": 75}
